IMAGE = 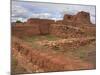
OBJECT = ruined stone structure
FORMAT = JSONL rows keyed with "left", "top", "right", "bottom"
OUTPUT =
{"left": 12, "top": 11, "right": 96, "bottom": 38}
{"left": 62, "top": 11, "right": 91, "bottom": 25}
{"left": 50, "top": 11, "right": 95, "bottom": 38}
{"left": 63, "top": 14, "right": 75, "bottom": 25}
{"left": 12, "top": 18, "right": 55, "bottom": 37}
{"left": 75, "top": 11, "right": 91, "bottom": 24}
{"left": 50, "top": 24, "right": 85, "bottom": 38}
{"left": 27, "top": 18, "right": 54, "bottom": 24}
{"left": 12, "top": 24, "right": 40, "bottom": 37}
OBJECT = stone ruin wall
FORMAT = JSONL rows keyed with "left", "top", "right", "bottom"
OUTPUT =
{"left": 50, "top": 24, "right": 96, "bottom": 38}
{"left": 12, "top": 24, "right": 40, "bottom": 37}
{"left": 62, "top": 11, "right": 91, "bottom": 25}
{"left": 12, "top": 11, "right": 95, "bottom": 38}
{"left": 12, "top": 19, "right": 55, "bottom": 37}
{"left": 50, "top": 11, "right": 95, "bottom": 38}
{"left": 50, "top": 24, "right": 85, "bottom": 38}
{"left": 74, "top": 11, "right": 91, "bottom": 24}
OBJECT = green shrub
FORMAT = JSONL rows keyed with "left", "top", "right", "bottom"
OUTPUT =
{"left": 16, "top": 20, "right": 22, "bottom": 23}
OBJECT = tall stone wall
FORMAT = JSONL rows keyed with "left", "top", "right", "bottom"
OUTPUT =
{"left": 12, "top": 18, "right": 55, "bottom": 37}
{"left": 27, "top": 18, "right": 55, "bottom": 25}
{"left": 62, "top": 11, "right": 91, "bottom": 26}
{"left": 63, "top": 14, "right": 75, "bottom": 25}
{"left": 74, "top": 11, "right": 91, "bottom": 24}
{"left": 27, "top": 18, "right": 55, "bottom": 35}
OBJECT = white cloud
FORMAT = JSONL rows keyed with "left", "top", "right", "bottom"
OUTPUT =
{"left": 12, "top": 1, "right": 29, "bottom": 14}
{"left": 30, "top": 13, "right": 51, "bottom": 19}
{"left": 60, "top": 5, "right": 96, "bottom": 24}
{"left": 11, "top": 1, "right": 96, "bottom": 24}
{"left": 91, "top": 16, "right": 96, "bottom": 24}
{"left": 11, "top": 1, "right": 30, "bottom": 22}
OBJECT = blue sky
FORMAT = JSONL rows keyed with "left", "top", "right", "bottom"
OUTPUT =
{"left": 11, "top": 1, "right": 96, "bottom": 24}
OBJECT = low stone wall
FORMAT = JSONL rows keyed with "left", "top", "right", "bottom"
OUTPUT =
{"left": 50, "top": 24, "right": 96, "bottom": 38}
{"left": 37, "top": 37, "right": 95, "bottom": 51}
{"left": 50, "top": 24, "right": 84, "bottom": 38}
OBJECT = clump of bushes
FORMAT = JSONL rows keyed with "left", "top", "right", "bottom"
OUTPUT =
{"left": 16, "top": 20, "right": 22, "bottom": 23}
